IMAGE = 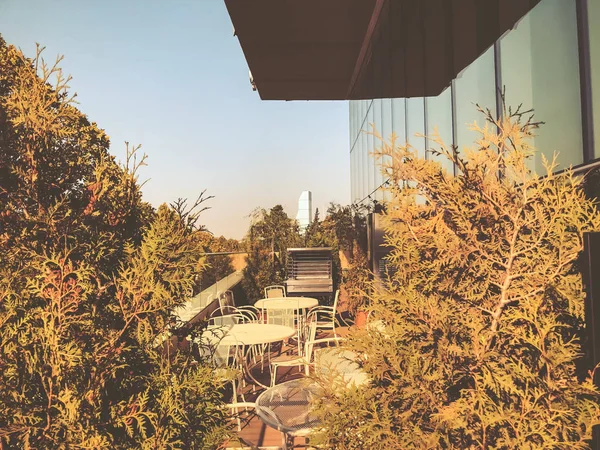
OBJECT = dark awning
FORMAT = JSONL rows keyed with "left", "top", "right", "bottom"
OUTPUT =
{"left": 224, "top": 0, "right": 540, "bottom": 100}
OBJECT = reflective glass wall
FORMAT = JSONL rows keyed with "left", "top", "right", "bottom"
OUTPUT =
{"left": 589, "top": 0, "right": 600, "bottom": 158}
{"left": 349, "top": 0, "right": 587, "bottom": 206}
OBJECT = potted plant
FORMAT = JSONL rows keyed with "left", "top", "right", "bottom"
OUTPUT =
{"left": 341, "top": 247, "right": 371, "bottom": 327}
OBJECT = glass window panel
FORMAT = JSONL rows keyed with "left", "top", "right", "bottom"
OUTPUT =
{"left": 589, "top": 0, "right": 600, "bottom": 158}
{"left": 360, "top": 100, "right": 367, "bottom": 129}
{"left": 351, "top": 147, "right": 358, "bottom": 203}
{"left": 361, "top": 108, "right": 369, "bottom": 202}
{"left": 350, "top": 147, "right": 355, "bottom": 203}
{"left": 391, "top": 98, "right": 406, "bottom": 144}
{"left": 406, "top": 98, "right": 426, "bottom": 160}
{"left": 355, "top": 142, "right": 361, "bottom": 203}
{"left": 426, "top": 87, "right": 454, "bottom": 175}
{"left": 356, "top": 121, "right": 362, "bottom": 202}
{"left": 381, "top": 98, "right": 393, "bottom": 202}
{"left": 501, "top": 0, "right": 582, "bottom": 173}
{"left": 349, "top": 101, "right": 356, "bottom": 149}
{"left": 454, "top": 45, "right": 496, "bottom": 152}
{"left": 367, "top": 101, "right": 375, "bottom": 201}
{"left": 373, "top": 100, "right": 384, "bottom": 201}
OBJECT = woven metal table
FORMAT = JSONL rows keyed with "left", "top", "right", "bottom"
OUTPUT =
{"left": 254, "top": 297, "right": 319, "bottom": 310}
{"left": 202, "top": 323, "right": 296, "bottom": 388}
{"left": 255, "top": 379, "right": 322, "bottom": 449}
{"left": 254, "top": 297, "right": 319, "bottom": 355}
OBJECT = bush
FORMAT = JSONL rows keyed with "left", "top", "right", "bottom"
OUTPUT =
{"left": 313, "top": 104, "right": 600, "bottom": 449}
{"left": 242, "top": 205, "right": 301, "bottom": 302}
{"left": 0, "top": 37, "right": 231, "bottom": 448}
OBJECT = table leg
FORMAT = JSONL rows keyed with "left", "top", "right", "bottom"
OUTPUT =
{"left": 283, "top": 431, "right": 291, "bottom": 450}
{"left": 240, "top": 344, "right": 271, "bottom": 389}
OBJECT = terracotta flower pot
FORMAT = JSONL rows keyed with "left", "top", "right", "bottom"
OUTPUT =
{"left": 354, "top": 310, "right": 368, "bottom": 328}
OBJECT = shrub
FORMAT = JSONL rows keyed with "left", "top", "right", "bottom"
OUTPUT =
{"left": 0, "top": 37, "right": 231, "bottom": 449}
{"left": 313, "top": 104, "right": 600, "bottom": 449}
{"left": 242, "top": 205, "right": 301, "bottom": 302}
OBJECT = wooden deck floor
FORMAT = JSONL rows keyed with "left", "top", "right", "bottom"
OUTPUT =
{"left": 222, "top": 328, "right": 348, "bottom": 449}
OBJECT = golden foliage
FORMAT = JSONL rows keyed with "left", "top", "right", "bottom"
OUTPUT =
{"left": 0, "top": 36, "right": 232, "bottom": 449}
{"left": 313, "top": 103, "right": 600, "bottom": 449}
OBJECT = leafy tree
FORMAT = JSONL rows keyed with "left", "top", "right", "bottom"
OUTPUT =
{"left": 313, "top": 104, "right": 600, "bottom": 449}
{"left": 241, "top": 205, "right": 301, "bottom": 302}
{"left": 341, "top": 245, "right": 370, "bottom": 316}
{"left": 0, "top": 37, "right": 231, "bottom": 449}
{"left": 323, "top": 203, "right": 365, "bottom": 253}
{"left": 304, "top": 208, "right": 324, "bottom": 246}
{"left": 194, "top": 231, "right": 238, "bottom": 290}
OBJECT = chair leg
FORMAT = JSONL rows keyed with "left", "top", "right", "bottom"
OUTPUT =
{"left": 231, "top": 379, "right": 237, "bottom": 404}
{"left": 282, "top": 432, "right": 291, "bottom": 450}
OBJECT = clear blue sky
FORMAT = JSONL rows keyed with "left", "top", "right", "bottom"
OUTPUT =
{"left": 0, "top": 0, "right": 350, "bottom": 239}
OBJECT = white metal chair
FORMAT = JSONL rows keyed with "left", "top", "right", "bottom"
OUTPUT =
{"left": 232, "top": 305, "right": 267, "bottom": 366}
{"left": 307, "top": 289, "right": 340, "bottom": 337}
{"left": 197, "top": 328, "right": 243, "bottom": 403}
{"left": 265, "top": 305, "right": 295, "bottom": 329}
{"left": 264, "top": 285, "right": 286, "bottom": 298}
{"left": 208, "top": 307, "right": 244, "bottom": 327}
{"left": 219, "top": 290, "right": 235, "bottom": 309}
{"left": 270, "top": 320, "right": 343, "bottom": 386}
{"left": 225, "top": 402, "right": 256, "bottom": 432}
{"left": 235, "top": 305, "right": 261, "bottom": 323}
{"left": 262, "top": 298, "right": 304, "bottom": 355}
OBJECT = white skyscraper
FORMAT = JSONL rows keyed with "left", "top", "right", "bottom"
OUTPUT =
{"left": 296, "top": 191, "right": 313, "bottom": 233}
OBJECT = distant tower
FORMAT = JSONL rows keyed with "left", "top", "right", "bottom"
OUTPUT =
{"left": 296, "top": 191, "right": 313, "bottom": 233}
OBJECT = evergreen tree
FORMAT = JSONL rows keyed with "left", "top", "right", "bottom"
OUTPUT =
{"left": 304, "top": 208, "right": 324, "bottom": 247}
{"left": 0, "top": 37, "right": 231, "bottom": 448}
{"left": 313, "top": 104, "right": 600, "bottom": 449}
{"left": 241, "top": 205, "right": 301, "bottom": 301}
{"left": 323, "top": 203, "right": 364, "bottom": 252}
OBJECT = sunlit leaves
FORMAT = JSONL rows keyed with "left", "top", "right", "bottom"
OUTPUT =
{"left": 0, "top": 35, "right": 231, "bottom": 449}
{"left": 314, "top": 102, "right": 600, "bottom": 448}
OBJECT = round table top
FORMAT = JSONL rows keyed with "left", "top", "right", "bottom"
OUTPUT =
{"left": 255, "top": 379, "right": 322, "bottom": 434}
{"left": 314, "top": 348, "right": 369, "bottom": 387}
{"left": 206, "top": 323, "right": 296, "bottom": 346}
{"left": 255, "top": 297, "right": 319, "bottom": 310}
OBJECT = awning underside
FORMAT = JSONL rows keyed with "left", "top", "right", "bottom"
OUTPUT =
{"left": 225, "top": 0, "right": 540, "bottom": 100}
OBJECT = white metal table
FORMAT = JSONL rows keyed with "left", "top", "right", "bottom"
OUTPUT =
{"left": 214, "top": 323, "right": 295, "bottom": 346}
{"left": 254, "top": 297, "right": 319, "bottom": 311}
{"left": 255, "top": 378, "right": 322, "bottom": 450}
{"left": 314, "top": 347, "right": 369, "bottom": 387}
{"left": 204, "top": 323, "right": 296, "bottom": 388}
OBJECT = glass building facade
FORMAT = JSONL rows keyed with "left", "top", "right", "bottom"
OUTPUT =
{"left": 350, "top": 0, "right": 596, "bottom": 205}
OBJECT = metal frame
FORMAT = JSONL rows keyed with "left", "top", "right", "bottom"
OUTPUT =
{"left": 577, "top": 0, "right": 595, "bottom": 164}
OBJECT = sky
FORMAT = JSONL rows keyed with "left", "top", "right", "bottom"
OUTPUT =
{"left": 0, "top": 0, "right": 350, "bottom": 239}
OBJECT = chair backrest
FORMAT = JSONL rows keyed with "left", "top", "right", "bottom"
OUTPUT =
{"left": 214, "top": 342, "right": 239, "bottom": 367}
{"left": 219, "top": 290, "right": 235, "bottom": 309}
{"left": 303, "top": 320, "right": 319, "bottom": 360}
{"left": 211, "top": 313, "right": 242, "bottom": 327}
{"left": 236, "top": 305, "right": 259, "bottom": 323}
{"left": 209, "top": 306, "right": 243, "bottom": 325}
{"left": 332, "top": 289, "right": 340, "bottom": 311}
{"left": 196, "top": 327, "right": 235, "bottom": 367}
{"left": 265, "top": 285, "right": 286, "bottom": 298}
{"left": 266, "top": 306, "right": 295, "bottom": 328}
